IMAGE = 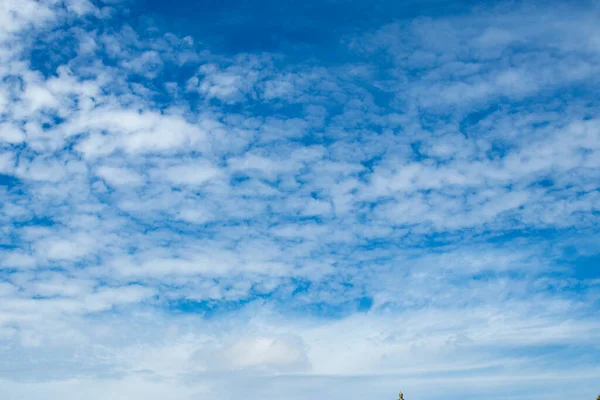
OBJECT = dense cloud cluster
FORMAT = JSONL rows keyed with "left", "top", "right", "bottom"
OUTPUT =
{"left": 0, "top": 1, "right": 599, "bottom": 399}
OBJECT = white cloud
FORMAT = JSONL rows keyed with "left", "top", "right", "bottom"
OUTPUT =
{"left": 202, "top": 335, "right": 309, "bottom": 372}
{"left": 0, "top": 123, "right": 25, "bottom": 144}
{"left": 0, "top": 1, "right": 598, "bottom": 399}
{"left": 97, "top": 165, "right": 144, "bottom": 186}
{"left": 153, "top": 160, "right": 222, "bottom": 186}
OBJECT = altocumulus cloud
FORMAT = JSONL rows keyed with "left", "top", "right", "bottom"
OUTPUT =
{"left": 0, "top": 0, "right": 599, "bottom": 399}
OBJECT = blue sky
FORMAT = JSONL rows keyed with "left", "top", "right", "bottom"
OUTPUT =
{"left": 0, "top": 0, "right": 599, "bottom": 399}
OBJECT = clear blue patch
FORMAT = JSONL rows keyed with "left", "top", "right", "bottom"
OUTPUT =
{"left": 13, "top": 216, "right": 55, "bottom": 228}
{"left": 356, "top": 296, "right": 373, "bottom": 312}
{"left": 134, "top": 0, "right": 476, "bottom": 56}
{"left": 0, "top": 174, "right": 20, "bottom": 188}
{"left": 571, "top": 253, "right": 600, "bottom": 280}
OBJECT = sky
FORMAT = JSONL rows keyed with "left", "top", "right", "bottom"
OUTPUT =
{"left": 0, "top": 0, "right": 599, "bottom": 399}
